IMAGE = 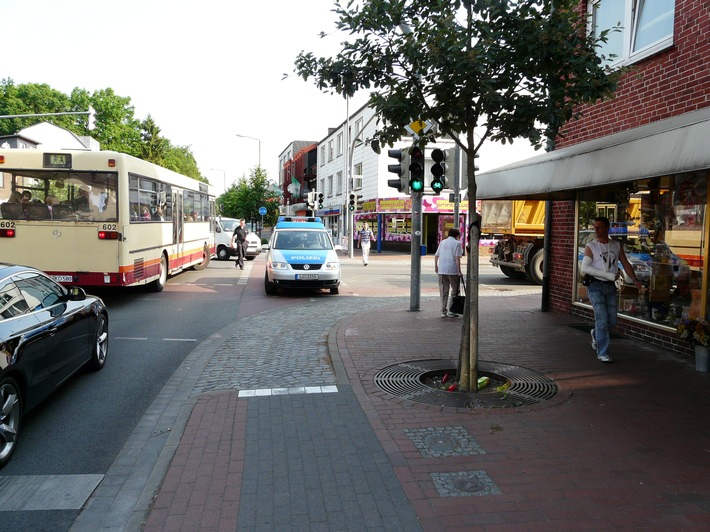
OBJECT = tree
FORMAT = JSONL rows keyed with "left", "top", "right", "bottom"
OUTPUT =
{"left": 294, "top": 0, "right": 621, "bottom": 391}
{"left": 218, "top": 167, "right": 281, "bottom": 227}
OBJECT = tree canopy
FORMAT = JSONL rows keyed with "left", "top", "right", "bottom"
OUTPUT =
{"left": 218, "top": 167, "right": 282, "bottom": 228}
{"left": 295, "top": 0, "right": 621, "bottom": 390}
{"left": 0, "top": 78, "right": 206, "bottom": 182}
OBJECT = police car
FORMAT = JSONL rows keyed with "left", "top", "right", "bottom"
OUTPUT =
{"left": 264, "top": 217, "right": 340, "bottom": 295}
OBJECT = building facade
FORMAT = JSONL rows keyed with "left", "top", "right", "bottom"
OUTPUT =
{"left": 478, "top": 0, "right": 710, "bottom": 357}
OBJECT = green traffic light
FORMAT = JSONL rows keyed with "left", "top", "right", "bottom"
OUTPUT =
{"left": 410, "top": 178, "right": 424, "bottom": 192}
{"left": 431, "top": 178, "right": 444, "bottom": 193}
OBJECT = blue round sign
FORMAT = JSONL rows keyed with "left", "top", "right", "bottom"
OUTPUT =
{"left": 258, "top": 206, "right": 267, "bottom": 216}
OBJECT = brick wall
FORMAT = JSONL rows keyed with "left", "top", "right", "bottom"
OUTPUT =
{"left": 557, "top": 0, "right": 710, "bottom": 148}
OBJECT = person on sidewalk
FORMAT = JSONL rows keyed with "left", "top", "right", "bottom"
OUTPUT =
{"left": 581, "top": 216, "right": 642, "bottom": 362}
{"left": 434, "top": 228, "right": 463, "bottom": 318}
{"left": 357, "top": 222, "right": 376, "bottom": 266}
{"left": 231, "top": 218, "right": 248, "bottom": 270}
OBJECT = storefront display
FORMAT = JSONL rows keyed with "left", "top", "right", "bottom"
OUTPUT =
{"left": 576, "top": 172, "right": 707, "bottom": 329}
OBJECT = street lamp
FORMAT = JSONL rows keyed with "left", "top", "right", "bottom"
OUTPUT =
{"left": 235, "top": 134, "right": 261, "bottom": 168}
{"left": 209, "top": 168, "right": 226, "bottom": 193}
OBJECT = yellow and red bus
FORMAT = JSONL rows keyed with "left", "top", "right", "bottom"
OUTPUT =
{"left": 0, "top": 149, "right": 215, "bottom": 291}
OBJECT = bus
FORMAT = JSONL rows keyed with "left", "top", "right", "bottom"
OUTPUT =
{"left": 0, "top": 149, "right": 215, "bottom": 291}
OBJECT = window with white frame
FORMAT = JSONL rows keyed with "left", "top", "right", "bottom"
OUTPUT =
{"left": 327, "top": 175, "right": 333, "bottom": 197}
{"left": 589, "top": 0, "right": 675, "bottom": 66}
{"left": 320, "top": 178, "right": 325, "bottom": 196}
{"left": 353, "top": 164, "right": 363, "bottom": 189}
{"left": 336, "top": 171, "right": 343, "bottom": 195}
{"left": 336, "top": 133, "right": 343, "bottom": 157}
{"left": 328, "top": 140, "right": 334, "bottom": 162}
{"left": 320, "top": 145, "right": 325, "bottom": 166}
{"left": 355, "top": 118, "right": 363, "bottom": 140}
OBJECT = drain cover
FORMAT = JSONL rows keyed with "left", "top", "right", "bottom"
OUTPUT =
{"left": 373, "top": 359, "right": 558, "bottom": 409}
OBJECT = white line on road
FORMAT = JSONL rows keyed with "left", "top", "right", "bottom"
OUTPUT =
{"left": 162, "top": 338, "right": 198, "bottom": 342}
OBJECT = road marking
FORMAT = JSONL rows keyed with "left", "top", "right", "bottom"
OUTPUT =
{"left": 162, "top": 338, "right": 197, "bottom": 342}
{"left": 0, "top": 474, "right": 103, "bottom": 511}
{"left": 114, "top": 337, "right": 148, "bottom": 341}
{"left": 238, "top": 385, "right": 338, "bottom": 397}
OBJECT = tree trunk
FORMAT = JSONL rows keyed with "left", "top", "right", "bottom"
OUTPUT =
{"left": 458, "top": 159, "right": 479, "bottom": 392}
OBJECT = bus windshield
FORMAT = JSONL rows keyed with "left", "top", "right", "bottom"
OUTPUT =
{"left": 1, "top": 170, "right": 117, "bottom": 222}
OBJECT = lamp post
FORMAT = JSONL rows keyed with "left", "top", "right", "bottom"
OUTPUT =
{"left": 209, "top": 168, "right": 226, "bottom": 194}
{"left": 235, "top": 134, "right": 261, "bottom": 168}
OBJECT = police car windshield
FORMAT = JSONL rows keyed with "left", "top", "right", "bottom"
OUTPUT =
{"left": 274, "top": 231, "right": 332, "bottom": 250}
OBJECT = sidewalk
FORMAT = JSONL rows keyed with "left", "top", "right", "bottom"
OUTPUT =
{"left": 133, "top": 288, "right": 710, "bottom": 531}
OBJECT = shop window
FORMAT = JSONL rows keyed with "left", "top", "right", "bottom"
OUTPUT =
{"left": 576, "top": 172, "right": 708, "bottom": 328}
{"left": 589, "top": 0, "right": 675, "bottom": 66}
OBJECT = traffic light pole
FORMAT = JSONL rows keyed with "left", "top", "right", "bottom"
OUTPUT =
{"left": 410, "top": 190, "right": 423, "bottom": 312}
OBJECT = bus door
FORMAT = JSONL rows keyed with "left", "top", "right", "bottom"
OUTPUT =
{"left": 173, "top": 191, "right": 184, "bottom": 252}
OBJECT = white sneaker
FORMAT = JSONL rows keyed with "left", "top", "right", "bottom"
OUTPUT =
{"left": 590, "top": 329, "right": 597, "bottom": 351}
{"left": 598, "top": 354, "right": 612, "bottom": 363}
{"left": 447, "top": 312, "right": 460, "bottom": 318}
{"left": 441, "top": 311, "right": 448, "bottom": 318}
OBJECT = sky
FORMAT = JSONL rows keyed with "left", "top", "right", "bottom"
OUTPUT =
{"left": 2, "top": 0, "right": 537, "bottom": 194}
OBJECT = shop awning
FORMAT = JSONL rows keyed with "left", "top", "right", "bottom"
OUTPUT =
{"left": 476, "top": 106, "right": 710, "bottom": 200}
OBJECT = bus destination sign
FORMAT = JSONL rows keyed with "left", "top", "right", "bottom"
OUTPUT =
{"left": 43, "top": 153, "right": 72, "bottom": 169}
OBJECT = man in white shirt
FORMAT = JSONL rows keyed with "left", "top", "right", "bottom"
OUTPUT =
{"left": 434, "top": 228, "right": 463, "bottom": 318}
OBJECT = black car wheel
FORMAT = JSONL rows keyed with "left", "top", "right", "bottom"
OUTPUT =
{"left": 217, "top": 245, "right": 231, "bottom": 261}
{"left": 0, "top": 376, "right": 22, "bottom": 469}
{"left": 87, "top": 313, "right": 109, "bottom": 371}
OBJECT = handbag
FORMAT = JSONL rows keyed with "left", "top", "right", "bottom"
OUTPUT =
{"left": 449, "top": 276, "right": 466, "bottom": 315}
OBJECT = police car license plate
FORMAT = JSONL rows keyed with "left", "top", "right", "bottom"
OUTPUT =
{"left": 52, "top": 275, "right": 73, "bottom": 283}
{"left": 296, "top": 274, "right": 319, "bottom": 280}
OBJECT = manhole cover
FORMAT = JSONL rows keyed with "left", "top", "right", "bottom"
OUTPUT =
{"left": 453, "top": 477, "right": 485, "bottom": 493}
{"left": 373, "top": 359, "right": 558, "bottom": 409}
{"left": 423, "top": 433, "right": 455, "bottom": 452}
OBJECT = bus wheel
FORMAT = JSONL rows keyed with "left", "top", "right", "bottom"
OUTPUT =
{"left": 525, "top": 249, "right": 544, "bottom": 285}
{"left": 193, "top": 245, "right": 211, "bottom": 270}
{"left": 150, "top": 254, "right": 168, "bottom": 292}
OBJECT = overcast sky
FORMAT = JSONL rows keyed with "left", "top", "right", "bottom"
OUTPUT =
{"left": 2, "top": 0, "right": 537, "bottom": 193}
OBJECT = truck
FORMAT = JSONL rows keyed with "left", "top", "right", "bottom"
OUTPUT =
{"left": 482, "top": 200, "right": 546, "bottom": 285}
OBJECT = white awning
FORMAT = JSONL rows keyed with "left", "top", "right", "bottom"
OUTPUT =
{"left": 476, "top": 106, "right": 710, "bottom": 200}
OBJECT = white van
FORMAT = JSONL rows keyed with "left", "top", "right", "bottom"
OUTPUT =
{"left": 264, "top": 216, "right": 341, "bottom": 295}
{"left": 214, "top": 217, "right": 262, "bottom": 261}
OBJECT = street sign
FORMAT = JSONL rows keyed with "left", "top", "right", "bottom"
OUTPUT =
{"left": 258, "top": 206, "right": 267, "bottom": 216}
{"left": 405, "top": 119, "right": 432, "bottom": 138}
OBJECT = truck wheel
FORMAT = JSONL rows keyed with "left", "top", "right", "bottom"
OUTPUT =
{"left": 526, "top": 249, "right": 544, "bottom": 285}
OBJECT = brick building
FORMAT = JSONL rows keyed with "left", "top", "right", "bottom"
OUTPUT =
{"left": 478, "top": 0, "right": 710, "bottom": 357}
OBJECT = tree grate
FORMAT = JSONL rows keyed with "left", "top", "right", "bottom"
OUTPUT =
{"left": 373, "top": 359, "right": 558, "bottom": 409}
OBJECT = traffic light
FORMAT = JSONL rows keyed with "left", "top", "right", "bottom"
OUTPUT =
{"left": 87, "top": 105, "right": 96, "bottom": 131}
{"left": 408, "top": 146, "right": 425, "bottom": 193}
{"left": 430, "top": 147, "right": 455, "bottom": 195}
{"left": 306, "top": 191, "right": 316, "bottom": 208}
{"left": 349, "top": 193, "right": 356, "bottom": 211}
{"left": 387, "top": 148, "right": 410, "bottom": 193}
{"left": 317, "top": 193, "right": 324, "bottom": 209}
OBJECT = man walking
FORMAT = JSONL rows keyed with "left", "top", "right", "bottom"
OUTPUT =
{"left": 435, "top": 228, "right": 463, "bottom": 318}
{"left": 232, "top": 218, "right": 248, "bottom": 270}
{"left": 581, "top": 216, "right": 642, "bottom": 362}
{"left": 357, "top": 222, "right": 376, "bottom": 266}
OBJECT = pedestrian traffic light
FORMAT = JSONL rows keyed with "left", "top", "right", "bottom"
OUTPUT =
{"left": 349, "top": 193, "right": 356, "bottom": 211}
{"left": 430, "top": 147, "right": 453, "bottom": 195}
{"left": 317, "top": 193, "right": 324, "bottom": 209}
{"left": 409, "top": 146, "right": 425, "bottom": 193}
{"left": 387, "top": 148, "right": 411, "bottom": 193}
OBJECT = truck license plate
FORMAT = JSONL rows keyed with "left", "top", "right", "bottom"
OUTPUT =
{"left": 52, "top": 275, "right": 73, "bottom": 283}
{"left": 296, "top": 274, "right": 319, "bottom": 280}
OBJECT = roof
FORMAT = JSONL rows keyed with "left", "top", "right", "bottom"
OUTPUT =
{"left": 476, "top": 106, "right": 710, "bottom": 200}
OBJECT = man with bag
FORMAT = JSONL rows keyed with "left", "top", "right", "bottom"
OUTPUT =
{"left": 231, "top": 218, "right": 248, "bottom": 270}
{"left": 434, "top": 228, "right": 463, "bottom": 318}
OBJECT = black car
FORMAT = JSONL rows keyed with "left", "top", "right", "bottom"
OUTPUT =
{"left": 0, "top": 263, "right": 109, "bottom": 468}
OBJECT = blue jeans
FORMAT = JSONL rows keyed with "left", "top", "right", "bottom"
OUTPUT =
{"left": 587, "top": 282, "right": 617, "bottom": 358}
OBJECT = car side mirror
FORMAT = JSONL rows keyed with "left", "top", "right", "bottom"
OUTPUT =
{"left": 67, "top": 286, "right": 87, "bottom": 301}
